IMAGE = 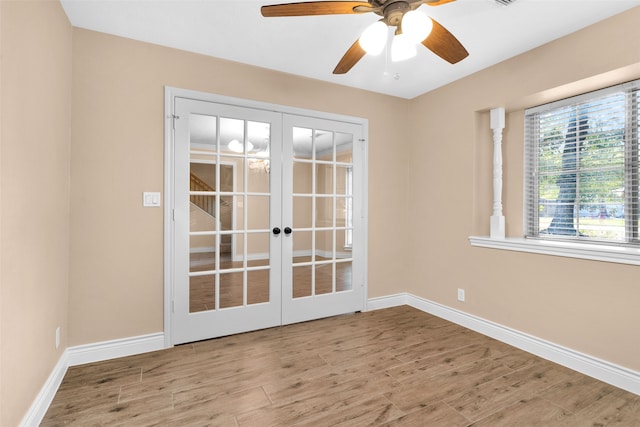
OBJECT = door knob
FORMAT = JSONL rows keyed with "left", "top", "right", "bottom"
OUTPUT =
{"left": 284, "top": 227, "right": 292, "bottom": 235}
{"left": 272, "top": 227, "right": 281, "bottom": 235}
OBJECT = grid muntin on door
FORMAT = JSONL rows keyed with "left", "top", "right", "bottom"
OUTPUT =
{"left": 188, "top": 113, "right": 272, "bottom": 312}
{"left": 292, "top": 127, "right": 354, "bottom": 298}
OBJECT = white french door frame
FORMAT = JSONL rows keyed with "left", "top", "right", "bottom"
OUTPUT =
{"left": 163, "top": 87, "right": 369, "bottom": 347}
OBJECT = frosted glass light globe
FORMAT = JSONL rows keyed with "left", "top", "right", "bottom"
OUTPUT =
{"left": 391, "top": 33, "right": 417, "bottom": 62}
{"left": 402, "top": 10, "right": 433, "bottom": 43}
{"left": 359, "top": 21, "right": 387, "bottom": 55}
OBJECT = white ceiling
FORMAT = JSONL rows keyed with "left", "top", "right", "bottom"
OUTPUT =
{"left": 60, "top": 0, "right": 640, "bottom": 99}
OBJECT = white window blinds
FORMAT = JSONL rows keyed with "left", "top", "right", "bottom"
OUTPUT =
{"left": 524, "top": 80, "right": 639, "bottom": 246}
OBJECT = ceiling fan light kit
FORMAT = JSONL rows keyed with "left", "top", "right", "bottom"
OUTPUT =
{"left": 261, "top": 0, "right": 469, "bottom": 74}
{"left": 401, "top": 9, "right": 433, "bottom": 43}
{"left": 359, "top": 20, "right": 388, "bottom": 55}
{"left": 391, "top": 33, "right": 417, "bottom": 61}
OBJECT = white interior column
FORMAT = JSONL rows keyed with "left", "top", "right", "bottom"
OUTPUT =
{"left": 490, "top": 107, "right": 505, "bottom": 239}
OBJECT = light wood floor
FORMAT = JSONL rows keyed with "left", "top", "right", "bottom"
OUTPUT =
{"left": 42, "top": 306, "right": 640, "bottom": 426}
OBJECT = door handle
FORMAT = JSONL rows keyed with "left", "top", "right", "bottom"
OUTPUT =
{"left": 284, "top": 227, "right": 292, "bottom": 235}
{"left": 272, "top": 227, "right": 281, "bottom": 235}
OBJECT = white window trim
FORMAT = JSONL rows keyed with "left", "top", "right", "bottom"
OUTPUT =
{"left": 469, "top": 236, "right": 640, "bottom": 266}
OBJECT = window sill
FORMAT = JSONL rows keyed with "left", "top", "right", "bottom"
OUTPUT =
{"left": 468, "top": 236, "right": 640, "bottom": 266}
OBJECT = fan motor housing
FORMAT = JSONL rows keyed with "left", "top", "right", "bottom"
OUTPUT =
{"left": 370, "top": 0, "right": 423, "bottom": 26}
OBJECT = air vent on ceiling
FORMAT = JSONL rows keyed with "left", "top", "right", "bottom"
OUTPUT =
{"left": 495, "top": 0, "right": 518, "bottom": 5}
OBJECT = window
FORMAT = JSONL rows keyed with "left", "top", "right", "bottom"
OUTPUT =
{"left": 524, "top": 80, "right": 639, "bottom": 246}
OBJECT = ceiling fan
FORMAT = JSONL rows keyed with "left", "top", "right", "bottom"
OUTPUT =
{"left": 261, "top": 0, "right": 469, "bottom": 74}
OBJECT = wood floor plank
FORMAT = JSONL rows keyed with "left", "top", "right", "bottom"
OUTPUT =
{"left": 445, "top": 359, "right": 577, "bottom": 422}
{"left": 383, "top": 358, "right": 514, "bottom": 413}
{"left": 385, "top": 343, "right": 505, "bottom": 383}
{"left": 470, "top": 396, "right": 573, "bottom": 426}
{"left": 41, "top": 306, "right": 640, "bottom": 426}
{"left": 378, "top": 401, "right": 471, "bottom": 426}
{"left": 560, "top": 388, "right": 640, "bottom": 426}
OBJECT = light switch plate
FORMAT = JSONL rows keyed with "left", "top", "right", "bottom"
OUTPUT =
{"left": 143, "top": 192, "right": 161, "bottom": 207}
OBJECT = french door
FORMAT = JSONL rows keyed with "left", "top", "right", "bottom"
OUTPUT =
{"left": 170, "top": 95, "right": 366, "bottom": 345}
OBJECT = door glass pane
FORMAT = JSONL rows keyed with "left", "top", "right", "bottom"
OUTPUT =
{"left": 248, "top": 120, "right": 271, "bottom": 187}
{"left": 247, "top": 160, "right": 270, "bottom": 192}
{"left": 293, "top": 197, "right": 313, "bottom": 228}
{"left": 315, "top": 229, "right": 333, "bottom": 259}
{"left": 293, "top": 127, "right": 313, "bottom": 160}
{"left": 247, "top": 269, "right": 269, "bottom": 304}
{"left": 293, "top": 265, "right": 312, "bottom": 297}
{"left": 336, "top": 261, "right": 353, "bottom": 292}
{"left": 336, "top": 197, "right": 348, "bottom": 228}
{"left": 314, "top": 130, "right": 333, "bottom": 161}
{"left": 336, "top": 165, "right": 351, "bottom": 196}
{"left": 246, "top": 196, "right": 269, "bottom": 230}
{"left": 293, "top": 162, "right": 313, "bottom": 194}
{"left": 220, "top": 117, "right": 245, "bottom": 155}
{"left": 190, "top": 274, "right": 215, "bottom": 313}
{"left": 224, "top": 233, "right": 244, "bottom": 269}
{"left": 189, "top": 114, "right": 217, "bottom": 150}
{"left": 293, "top": 230, "right": 312, "bottom": 260}
{"left": 190, "top": 195, "right": 217, "bottom": 232}
{"left": 190, "top": 234, "right": 216, "bottom": 272}
{"left": 316, "top": 164, "right": 333, "bottom": 195}
{"left": 220, "top": 271, "right": 244, "bottom": 308}
{"left": 247, "top": 232, "right": 270, "bottom": 264}
{"left": 316, "top": 197, "right": 333, "bottom": 227}
{"left": 219, "top": 195, "right": 234, "bottom": 237}
{"left": 336, "top": 133, "right": 353, "bottom": 162}
{"left": 190, "top": 162, "right": 216, "bottom": 191}
{"left": 219, "top": 157, "right": 241, "bottom": 192}
{"left": 315, "top": 263, "right": 333, "bottom": 295}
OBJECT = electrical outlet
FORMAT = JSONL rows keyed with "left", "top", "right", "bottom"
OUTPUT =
{"left": 56, "top": 327, "right": 61, "bottom": 349}
{"left": 457, "top": 288, "right": 465, "bottom": 302}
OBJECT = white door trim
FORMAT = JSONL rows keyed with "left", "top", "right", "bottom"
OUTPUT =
{"left": 164, "top": 86, "right": 369, "bottom": 347}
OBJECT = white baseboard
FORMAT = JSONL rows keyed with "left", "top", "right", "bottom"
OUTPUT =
{"left": 19, "top": 352, "right": 69, "bottom": 427}
{"left": 367, "top": 293, "right": 408, "bottom": 311}
{"left": 67, "top": 332, "right": 166, "bottom": 366}
{"left": 21, "top": 332, "right": 166, "bottom": 427}
{"left": 368, "top": 293, "right": 640, "bottom": 397}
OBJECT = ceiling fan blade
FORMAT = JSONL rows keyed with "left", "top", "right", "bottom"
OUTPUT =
{"left": 421, "top": 18, "right": 468, "bottom": 64}
{"left": 261, "top": 1, "right": 373, "bottom": 17}
{"left": 333, "top": 38, "right": 366, "bottom": 74}
{"left": 425, "top": 0, "right": 456, "bottom": 6}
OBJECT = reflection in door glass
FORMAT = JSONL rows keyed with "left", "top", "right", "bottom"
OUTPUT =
{"left": 315, "top": 262, "right": 333, "bottom": 295}
{"left": 247, "top": 270, "right": 269, "bottom": 304}
{"left": 336, "top": 132, "right": 353, "bottom": 162}
{"left": 315, "top": 229, "right": 333, "bottom": 259}
{"left": 293, "top": 162, "right": 313, "bottom": 194}
{"left": 314, "top": 129, "right": 333, "bottom": 161}
{"left": 246, "top": 196, "right": 270, "bottom": 230}
{"left": 220, "top": 271, "right": 244, "bottom": 308}
{"left": 293, "top": 265, "right": 312, "bottom": 297}
{"left": 293, "top": 127, "right": 313, "bottom": 160}
{"left": 247, "top": 232, "right": 270, "bottom": 262}
{"left": 190, "top": 274, "right": 215, "bottom": 313}
{"left": 336, "top": 261, "right": 353, "bottom": 292}
{"left": 189, "top": 114, "right": 217, "bottom": 149}
{"left": 293, "top": 197, "right": 313, "bottom": 229}
{"left": 190, "top": 235, "right": 216, "bottom": 272}
{"left": 220, "top": 117, "right": 245, "bottom": 155}
{"left": 315, "top": 197, "right": 333, "bottom": 227}
{"left": 315, "top": 163, "right": 333, "bottom": 195}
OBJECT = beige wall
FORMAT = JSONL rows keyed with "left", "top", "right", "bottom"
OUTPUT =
{"left": 406, "top": 7, "right": 640, "bottom": 371}
{"left": 0, "top": 1, "right": 71, "bottom": 425}
{"left": 4, "top": 3, "right": 640, "bottom": 423}
{"left": 69, "top": 28, "right": 410, "bottom": 346}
